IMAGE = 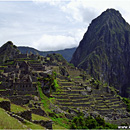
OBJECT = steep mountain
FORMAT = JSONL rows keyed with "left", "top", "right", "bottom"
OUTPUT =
{"left": 18, "top": 46, "right": 76, "bottom": 62}
{"left": 0, "top": 41, "right": 20, "bottom": 64}
{"left": 71, "top": 9, "right": 130, "bottom": 97}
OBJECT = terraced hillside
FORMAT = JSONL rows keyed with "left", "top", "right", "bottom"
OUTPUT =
{"left": 0, "top": 48, "right": 129, "bottom": 128}
{"left": 51, "top": 66, "right": 130, "bottom": 125}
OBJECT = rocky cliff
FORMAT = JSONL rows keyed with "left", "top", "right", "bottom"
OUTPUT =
{"left": 71, "top": 9, "right": 130, "bottom": 97}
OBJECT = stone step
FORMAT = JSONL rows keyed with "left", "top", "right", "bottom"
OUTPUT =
{"left": 56, "top": 99, "right": 91, "bottom": 103}
{"left": 62, "top": 87, "right": 85, "bottom": 90}
{"left": 57, "top": 78, "right": 67, "bottom": 82}
{"left": 104, "top": 94, "right": 114, "bottom": 97}
{"left": 57, "top": 75, "right": 66, "bottom": 80}
{"left": 97, "top": 106, "right": 109, "bottom": 109}
{"left": 96, "top": 109, "right": 114, "bottom": 116}
{"left": 104, "top": 98, "right": 120, "bottom": 101}
{"left": 112, "top": 101, "right": 123, "bottom": 105}
{"left": 112, "top": 105, "right": 125, "bottom": 109}
{"left": 59, "top": 82, "right": 75, "bottom": 86}
{"left": 53, "top": 93, "right": 83, "bottom": 97}
{"left": 58, "top": 103, "right": 92, "bottom": 107}
{"left": 16, "top": 91, "right": 38, "bottom": 96}
{"left": 95, "top": 102, "right": 105, "bottom": 106}
{"left": 69, "top": 96, "right": 88, "bottom": 99}
{"left": 61, "top": 90, "right": 87, "bottom": 94}
{"left": 95, "top": 97, "right": 103, "bottom": 100}
{"left": 67, "top": 94, "right": 89, "bottom": 97}
{"left": 53, "top": 96, "right": 69, "bottom": 99}
{"left": 53, "top": 94, "right": 89, "bottom": 100}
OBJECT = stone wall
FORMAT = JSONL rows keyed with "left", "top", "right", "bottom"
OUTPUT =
{"left": 16, "top": 110, "right": 32, "bottom": 121}
{"left": 0, "top": 100, "right": 10, "bottom": 111}
{"left": 16, "top": 91, "right": 38, "bottom": 96}
{"left": 33, "top": 120, "right": 52, "bottom": 129}
{"left": 13, "top": 83, "right": 37, "bottom": 91}
{"left": 4, "top": 67, "right": 16, "bottom": 73}
{"left": 0, "top": 90, "right": 13, "bottom": 96}
{"left": 8, "top": 96, "right": 31, "bottom": 105}
{"left": 31, "top": 108, "right": 47, "bottom": 116}
{"left": 67, "top": 67, "right": 81, "bottom": 77}
{"left": 8, "top": 112, "right": 26, "bottom": 123}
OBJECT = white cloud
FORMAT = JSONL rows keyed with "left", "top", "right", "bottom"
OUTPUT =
{"left": 31, "top": 27, "right": 86, "bottom": 51}
{"left": 34, "top": 0, "right": 130, "bottom": 24}
{"left": 60, "top": 0, "right": 95, "bottom": 23}
{"left": 32, "top": 34, "right": 77, "bottom": 51}
{"left": 1, "top": 0, "right": 130, "bottom": 51}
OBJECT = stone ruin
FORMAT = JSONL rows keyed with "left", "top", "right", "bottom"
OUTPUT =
{"left": 0, "top": 53, "right": 52, "bottom": 105}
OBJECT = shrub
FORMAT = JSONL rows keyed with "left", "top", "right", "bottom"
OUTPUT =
{"left": 70, "top": 112, "right": 117, "bottom": 129}
{"left": 122, "top": 97, "right": 130, "bottom": 112}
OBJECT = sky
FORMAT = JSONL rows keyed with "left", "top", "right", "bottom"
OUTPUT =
{"left": 0, "top": 0, "right": 130, "bottom": 51}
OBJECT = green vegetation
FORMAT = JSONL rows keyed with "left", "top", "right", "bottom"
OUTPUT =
{"left": 50, "top": 113, "right": 70, "bottom": 129}
{"left": 11, "top": 104, "right": 27, "bottom": 113}
{"left": 0, "top": 70, "right": 4, "bottom": 73}
{"left": 52, "top": 124, "right": 67, "bottom": 129}
{"left": 32, "top": 113, "right": 50, "bottom": 121}
{"left": 23, "top": 120, "right": 45, "bottom": 129}
{"left": 0, "top": 97, "right": 9, "bottom": 102}
{"left": 37, "top": 81, "right": 50, "bottom": 111}
{"left": 70, "top": 113, "right": 117, "bottom": 129}
{"left": 53, "top": 79, "right": 59, "bottom": 91}
{"left": 3, "top": 61, "right": 14, "bottom": 65}
{"left": 0, "top": 108, "right": 25, "bottom": 129}
{"left": 122, "top": 97, "right": 130, "bottom": 112}
{"left": 37, "top": 81, "right": 70, "bottom": 129}
{"left": 51, "top": 71, "right": 60, "bottom": 91}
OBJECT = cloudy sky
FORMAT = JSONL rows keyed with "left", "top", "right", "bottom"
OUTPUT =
{"left": 0, "top": 0, "right": 130, "bottom": 51}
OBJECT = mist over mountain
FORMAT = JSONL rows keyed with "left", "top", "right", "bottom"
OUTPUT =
{"left": 71, "top": 9, "right": 130, "bottom": 97}
{"left": 18, "top": 46, "right": 76, "bottom": 62}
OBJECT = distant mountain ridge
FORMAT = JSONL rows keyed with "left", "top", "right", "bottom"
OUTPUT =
{"left": 18, "top": 46, "right": 76, "bottom": 62}
{"left": 71, "top": 9, "right": 130, "bottom": 97}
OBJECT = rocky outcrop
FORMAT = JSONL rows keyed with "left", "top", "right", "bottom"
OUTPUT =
{"left": 0, "top": 41, "right": 20, "bottom": 64}
{"left": 71, "top": 9, "right": 130, "bottom": 97}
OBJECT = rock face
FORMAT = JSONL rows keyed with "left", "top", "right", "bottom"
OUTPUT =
{"left": 71, "top": 9, "right": 130, "bottom": 97}
{"left": 0, "top": 41, "right": 20, "bottom": 64}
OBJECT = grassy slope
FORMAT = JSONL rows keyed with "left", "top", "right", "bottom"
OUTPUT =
{"left": 0, "top": 106, "right": 45, "bottom": 129}
{"left": 0, "top": 108, "right": 25, "bottom": 129}
{"left": 37, "top": 82, "right": 70, "bottom": 129}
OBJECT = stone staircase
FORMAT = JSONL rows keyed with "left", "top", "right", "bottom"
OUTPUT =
{"left": 52, "top": 74, "right": 130, "bottom": 125}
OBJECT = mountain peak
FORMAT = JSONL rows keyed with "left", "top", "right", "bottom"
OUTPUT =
{"left": 71, "top": 9, "right": 130, "bottom": 97}
{"left": 103, "top": 8, "right": 121, "bottom": 15}
{"left": 91, "top": 8, "right": 127, "bottom": 27}
{"left": 0, "top": 41, "right": 20, "bottom": 63}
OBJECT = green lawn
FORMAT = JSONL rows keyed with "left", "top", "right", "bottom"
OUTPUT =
{"left": 32, "top": 113, "right": 50, "bottom": 121}
{"left": 11, "top": 104, "right": 27, "bottom": 113}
